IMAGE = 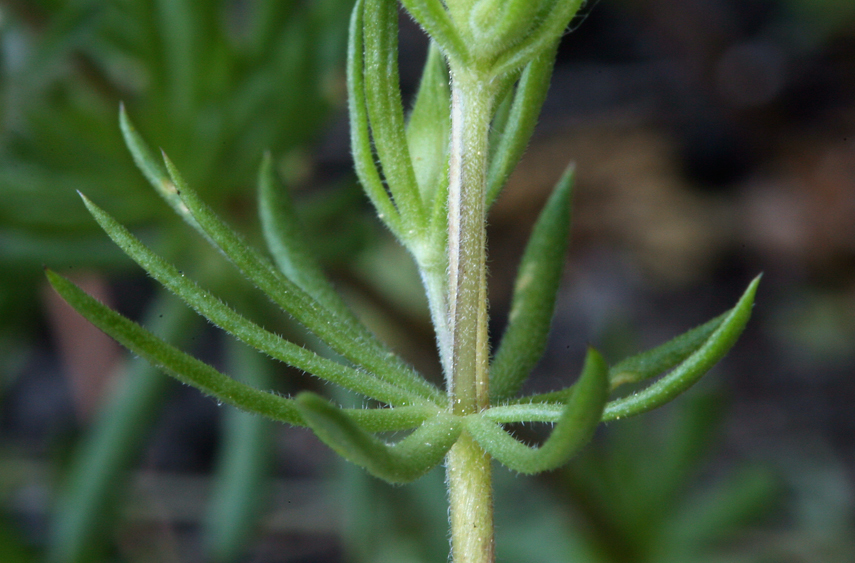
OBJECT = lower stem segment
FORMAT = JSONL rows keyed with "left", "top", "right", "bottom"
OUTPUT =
{"left": 446, "top": 433, "right": 494, "bottom": 563}
{"left": 445, "top": 69, "right": 497, "bottom": 563}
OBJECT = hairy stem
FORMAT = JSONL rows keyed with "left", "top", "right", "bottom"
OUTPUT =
{"left": 445, "top": 69, "right": 497, "bottom": 563}
{"left": 446, "top": 71, "right": 493, "bottom": 414}
{"left": 447, "top": 433, "right": 494, "bottom": 563}
{"left": 421, "top": 263, "right": 453, "bottom": 378}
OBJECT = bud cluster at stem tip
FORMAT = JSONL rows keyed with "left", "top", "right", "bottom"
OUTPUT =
{"left": 402, "top": 0, "right": 586, "bottom": 77}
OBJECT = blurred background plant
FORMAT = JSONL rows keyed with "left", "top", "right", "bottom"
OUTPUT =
{"left": 0, "top": 0, "right": 373, "bottom": 561}
{"left": 1, "top": 0, "right": 854, "bottom": 562}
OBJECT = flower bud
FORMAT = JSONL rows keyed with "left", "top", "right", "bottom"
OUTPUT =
{"left": 469, "top": 0, "right": 541, "bottom": 60}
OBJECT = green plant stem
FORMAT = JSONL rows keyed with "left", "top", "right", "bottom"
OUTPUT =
{"left": 445, "top": 68, "right": 497, "bottom": 563}
{"left": 446, "top": 70, "right": 493, "bottom": 414}
{"left": 421, "top": 262, "right": 453, "bottom": 377}
{"left": 446, "top": 433, "right": 495, "bottom": 563}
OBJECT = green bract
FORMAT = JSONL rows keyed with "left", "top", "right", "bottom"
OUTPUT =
{"left": 48, "top": 1, "right": 759, "bottom": 561}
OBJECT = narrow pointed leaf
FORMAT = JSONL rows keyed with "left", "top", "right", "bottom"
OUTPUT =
{"left": 490, "top": 166, "right": 574, "bottom": 401}
{"left": 509, "top": 278, "right": 760, "bottom": 409}
{"left": 486, "top": 44, "right": 558, "bottom": 209}
{"left": 79, "top": 194, "right": 422, "bottom": 406}
{"left": 47, "top": 270, "right": 432, "bottom": 434}
{"left": 520, "top": 312, "right": 730, "bottom": 406}
{"left": 399, "top": 0, "right": 468, "bottom": 64}
{"left": 428, "top": 163, "right": 451, "bottom": 243}
{"left": 608, "top": 311, "right": 729, "bottom": 390}
{"left": 126, "top": 109, "right": 423, "bottom": 402}
{"left": 490, "top": 0, "right": 585, "bottom": 78}
{"left": 406, "top": 41, "right": 451, "bottom": 205}
{"left": 296, "top": 392, "right": 462, "bottom": 483}
{"left": 343, "top": 405, "right": 439, "bottom": 432}
{"left": 363, "top": 0, "right": 427, "bottom": 232}
{"left": 119, "top": 105, "right": 200, "bottom": 229}
{"left": 488, "top": 88, "right": 515, "bottom": 157}
{"left": 258, "top": 153, "right": 358, "bottom": 318}
{"left": 160, "top": 156, "right": 445, "bottom": 405}
{"left": 602, "top": 276, "right": 761, "bottom": 421}
{"left": 479, "top": 402, "right": 564, "bottom": 424}
{"left": 470, "top": 349, "right": 608, "bottom": 474}
{"left": 347, "top": 0, "right": 405, "bottom": 239}
{"left": 45, "top": 269, "right": 305, "bottom": 426}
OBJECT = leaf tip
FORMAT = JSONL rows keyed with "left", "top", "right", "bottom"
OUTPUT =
{"left": 159, "top": 148, "right": 173, "bottom": 167}
{"left": 745, "top": 274, "right": 762, "bottom": 304}
{"left": 77, "top": 192, "right": 99, "bottom": 215}
{"left": 118, "top": 102, "right": 134, "bottom": 136}
{"left": 44, "top": 267, "right": 63, "bottom": 289}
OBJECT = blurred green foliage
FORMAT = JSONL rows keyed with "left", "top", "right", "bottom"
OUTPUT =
{"left": 0, "top": 0, "right": 351, "bottom": 334}
{"left": 0, "top": 1, "right": 358, "bottom": 561}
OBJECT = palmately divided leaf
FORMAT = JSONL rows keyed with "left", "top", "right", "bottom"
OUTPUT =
{"left": 485, "top": 279, "right": 759, "bottom": 426}
{"left": 159, "top": 154, "right": 445, "bottom": 405}
{"left": 296, "top": 392, "right": 462, "bottom": 484}
{"left": 602, "top": 276, "right": 761, "bottom": 421}
{"left": 125, "top": 109, "right": 412, "bottom": 396}
{"left": 469, "top": 349, "right": 608, "bottom": 474}
{"left": 78, "top": 194, "right": 423, "bottom": 406}
{"left": 48, "top": 270, "right": 435, "bottom": 433}
{"left": 46, "top": 269, "right": 305, "bottom": 427}
{"left": 490, "top": 165, "right": 574, "bottom": 402}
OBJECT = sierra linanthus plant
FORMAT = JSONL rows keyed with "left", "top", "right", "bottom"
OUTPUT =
{"left": 47, "top": 1, "right": 760, "bottom": 562}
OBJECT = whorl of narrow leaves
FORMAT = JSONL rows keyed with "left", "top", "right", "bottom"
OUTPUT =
{"left": 53, "top": 103, "right": 759, "bottom": 482}
{"left": 296, "top": 393, "right": 462, "bottom": 483}
{"left": 469, "top": 348, "right": 608, "bottom": 474}
{"left": 48, "top": 0, "right": 760, "bottom": 485}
